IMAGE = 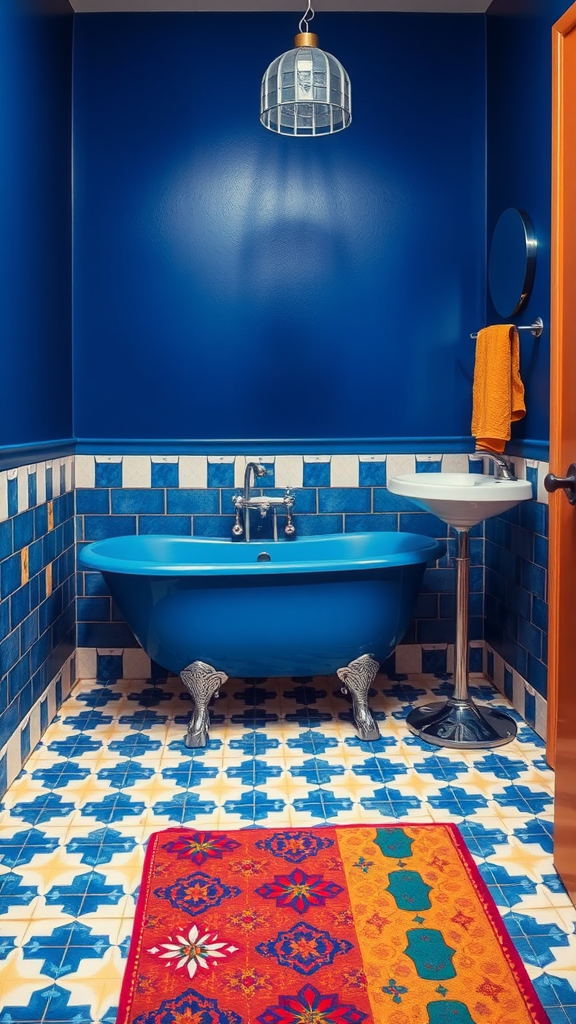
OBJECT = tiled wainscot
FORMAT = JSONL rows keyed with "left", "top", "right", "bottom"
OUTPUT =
{"left": 0, "top": 449, "right": 551, "bottom": 799}
{"left": 75, "top": 451, "right": 550, "bottom": 739}
{"left": 484, "top": 457, "right": 549, "bottom": 741}
{"left": 0, "top": 459, "right": 76, "bottom": 796}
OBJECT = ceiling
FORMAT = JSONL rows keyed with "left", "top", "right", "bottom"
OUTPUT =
{"left": 69, "top": 1, "right": 492, "bottom": 13}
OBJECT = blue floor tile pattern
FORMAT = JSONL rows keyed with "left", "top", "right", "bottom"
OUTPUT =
{"left": 0, "top": 671, "right": 573, "bottom": 1023}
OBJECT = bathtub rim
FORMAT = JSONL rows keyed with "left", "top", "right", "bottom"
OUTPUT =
{"left": 78, "top": 531, "right": 445, "bottom": 577}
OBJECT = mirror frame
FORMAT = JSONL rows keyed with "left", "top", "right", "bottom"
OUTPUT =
{"left": 488, "top": 208, "right": 537, "bottom": 318}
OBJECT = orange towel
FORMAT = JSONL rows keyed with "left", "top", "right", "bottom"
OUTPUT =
{"left": 471, "top": 324, "right": 526, "bottom": 454}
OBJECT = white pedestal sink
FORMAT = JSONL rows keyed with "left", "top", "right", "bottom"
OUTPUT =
{"left": 387, "top": 470, "right": 533, "bottom": 749}
{"left": 387, "top": 471, "right": 532, "bottom": 529}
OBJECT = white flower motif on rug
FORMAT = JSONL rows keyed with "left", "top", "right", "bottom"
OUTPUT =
{"left": 148, "top": 924, "right": 239, "bottom": 978}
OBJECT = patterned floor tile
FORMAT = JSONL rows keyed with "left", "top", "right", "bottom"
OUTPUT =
{"left": 63, "top": 827, "right": 145, "bottom": 868}
{"left": 0, "top": 982, "right": 91, "bottom": 1023}
{"left": 0, "top": 828, "right": 65, "bottom": 870}
{"left": 96, "top": 735, "right": 164, "bottom": 763}
{"left": 485, "top": 835, "right": 557, "bottom": 884}
{"left": 18, "top": 920, "right": 113, "bottom": 981}
{"left": 0, "top": 795, "right": 77, "bottom": 830}
{"left": 0, "top": 670, "right": 575, "bottom": 1022}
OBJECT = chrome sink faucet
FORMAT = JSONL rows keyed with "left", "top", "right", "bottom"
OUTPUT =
{"left": 232, "top": 462, "right": 296, "bottom": 541}
{"left": 471, "top": 449, "right": 516, "bottom": 481}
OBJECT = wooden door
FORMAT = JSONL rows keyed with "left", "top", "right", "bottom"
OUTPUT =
{"left": 549, "top": 1, "right": 576, "bottom": 903}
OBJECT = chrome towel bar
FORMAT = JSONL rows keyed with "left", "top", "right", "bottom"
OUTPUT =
{"left": 470, "top": 317, "right": 544, "bottom": 340}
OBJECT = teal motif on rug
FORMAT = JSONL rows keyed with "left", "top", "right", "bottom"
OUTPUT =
{"left": 427, "top": 1000, "right": 477, "bottom": 1023}
{"left": 404, "top": 929, "right": 456, "bottom": 980}
{"left": 386, "top": 869, "right": 432, "bottom": 910}
{"left": 373, "top": 827, "right": 414, "bottom": 860}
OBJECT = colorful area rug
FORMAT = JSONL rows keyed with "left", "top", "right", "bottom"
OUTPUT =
{"left": 118, "top": 824, "right": 550, "bottom": 1024}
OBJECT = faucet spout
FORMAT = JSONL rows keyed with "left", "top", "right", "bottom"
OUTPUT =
{"left": 244, "top": 461, "right": 267, "bottom": 501}
{"left": 472, "top": 449, "right": 516, "bottom": 481}
{"left": 232, "top": 462, "right": 296, "bottom": 541}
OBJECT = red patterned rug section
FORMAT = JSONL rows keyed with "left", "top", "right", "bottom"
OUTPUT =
{"left": 118, "top": 824, "right": 550, "bottom": 1024}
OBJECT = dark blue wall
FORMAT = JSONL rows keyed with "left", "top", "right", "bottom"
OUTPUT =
{"left": 487, "top": 0, "right": 568, "bottom": 450}
{"left": 73, "top": 13, "right": 486, "bottom": 449}
{"left": 0, "top": 0, "right": 73, "bottom": 453}
{"left": 0, "top": 4, "right": 564, "bottom": 456}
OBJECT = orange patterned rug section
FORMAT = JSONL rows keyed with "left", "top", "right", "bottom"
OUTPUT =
{"left": 118, "top": 824, "right": 550, "bottom": 1024}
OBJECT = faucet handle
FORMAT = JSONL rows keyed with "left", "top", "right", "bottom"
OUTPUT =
{"left": 284, "top": 507, "right": 296, "bottom": 537}
{"left": 232, "top": 506, "right": 244, "bottom": 537}
{"left": 470, "top": 450, "right": 504, "bottom": 463}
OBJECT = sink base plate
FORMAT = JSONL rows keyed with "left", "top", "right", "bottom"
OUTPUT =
{"left": 406, "top": 698, "right": 517, "bottom": 749}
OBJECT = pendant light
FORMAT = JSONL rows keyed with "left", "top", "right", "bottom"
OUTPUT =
{"left": 260, "top": 1, "right": 352, "bottom": 137}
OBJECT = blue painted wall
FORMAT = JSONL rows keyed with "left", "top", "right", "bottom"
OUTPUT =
{"left": 0, "top": 3, "right": 565, "bottom": 457}
{"left": 0, "top": 0, "right": 73, "bottom": 451}
{"left": 487, "top": 0, "right": 569, "bottom": 449}
{"left": 73, "top": 13, "right": 486, "bottom": 448}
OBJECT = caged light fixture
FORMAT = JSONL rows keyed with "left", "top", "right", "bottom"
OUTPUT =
{"left": 260, "top": 1, "right": 352, "bottom": 137}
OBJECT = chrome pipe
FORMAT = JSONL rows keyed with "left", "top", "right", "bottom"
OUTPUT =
{"left": 453, "top": 530, "right": 469, "bottom": 702}
{"left": 405, "top": 526, "right": 517, "bottom": 749}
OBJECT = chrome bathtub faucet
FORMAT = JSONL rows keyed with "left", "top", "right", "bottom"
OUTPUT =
{"left": 232, "top": 461, "right": 296, "bottom": 540}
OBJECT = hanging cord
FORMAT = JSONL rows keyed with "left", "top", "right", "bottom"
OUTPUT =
{"left": 299, "top": 0, "right": 315, "bottom": 33}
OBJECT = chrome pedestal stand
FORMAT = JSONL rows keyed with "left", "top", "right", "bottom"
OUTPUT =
{"left": 406, "top": 529, "right": 517, "bottom": 749}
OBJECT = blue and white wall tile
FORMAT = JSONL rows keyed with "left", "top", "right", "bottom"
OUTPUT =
{"left": 395, "top": 644, "right": 425, "bottom": 675}
{"left": 0, "top": 457, "right": 76, "bottom": 799}
{"left": 440, "top": 454, "right": 472, "bottom": 473}
{"left": 0, "top": 652, "right": 74, "bottom": 799}
{"left": 76, "top": 450, "right": 465, "bottom": 653}
{"left": 74, "top": 450, "right": 550, "bottom": 740}
{"left": 483, "top": 455, "right": 549, "bottom": 737}
{"left": 0, "top": 473, "right": 6, "bottom": 521}
{"left": 274, "top": 456, "right": 304, "bottom": 489}
{"left": 123, "top": 455, "right": 153, "bottom": 488}
{"left": 0, "top": 448, "right": 550, "bottom": 774}
{"left": 487, "top": 645, "right": 548, "bottom": 742}
{"left": 73, "top": 642, "right": 486, "bottom": 689}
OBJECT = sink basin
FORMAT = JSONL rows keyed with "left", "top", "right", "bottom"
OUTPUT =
{"left": 387, "top": 472, "right": 533, "bottom": 529}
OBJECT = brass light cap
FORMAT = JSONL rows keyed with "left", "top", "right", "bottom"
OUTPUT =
{"left": 294, "top": 32, "right": 318, "bottom": 47}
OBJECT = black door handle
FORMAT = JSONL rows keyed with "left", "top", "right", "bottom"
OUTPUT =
{"left": 544, "top": 464, "right": 576, "bottom": 505}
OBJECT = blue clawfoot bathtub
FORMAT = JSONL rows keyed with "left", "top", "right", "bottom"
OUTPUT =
{"left": 79, "top": 532, "right": 444, "bottom": 747}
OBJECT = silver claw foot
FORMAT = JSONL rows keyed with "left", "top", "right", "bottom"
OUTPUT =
{"left": 180, "top": 660, "right": 228, "bottom": 748}
{"left": 336, "top": 654, "right": 381, "bottom": 741}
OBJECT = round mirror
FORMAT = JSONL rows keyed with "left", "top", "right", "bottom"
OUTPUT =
{"left": 488, "top": 208, "right": 537, "bottom": 318}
